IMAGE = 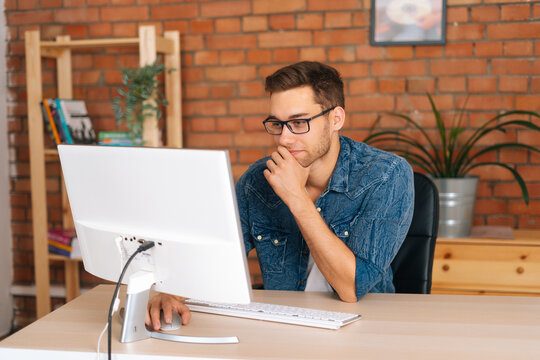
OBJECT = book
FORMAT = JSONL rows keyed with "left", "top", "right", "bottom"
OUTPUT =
{"left": 56, "top": 99, "right": 96, "bottom": 144}
{"left": 98, "top": 131, "right": 142, "bottom": 146}
{"left": 40, "top": 100, "right": 61, "bottom": 146}
{"left": 48, "top": 229, "right": 76, "bottom": 246}
{"left": 50, "top": 99, "right": 74, "bottom": 144}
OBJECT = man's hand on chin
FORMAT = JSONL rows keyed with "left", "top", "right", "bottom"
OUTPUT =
{"left": 263, "top": 146, "right": 311, "bottom": 207}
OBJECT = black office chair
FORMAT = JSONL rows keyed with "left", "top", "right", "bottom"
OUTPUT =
{"left": 391, "top": 172, "right": 439, "bottom": 294}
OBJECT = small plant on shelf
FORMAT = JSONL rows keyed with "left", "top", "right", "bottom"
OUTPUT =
{"left": 112, "top": 57, "right": 172, "bottom": 141}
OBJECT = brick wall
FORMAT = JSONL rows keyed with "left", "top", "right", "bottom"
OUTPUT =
{"left": 5, "top": 0, "right": 540, "bottom": 326}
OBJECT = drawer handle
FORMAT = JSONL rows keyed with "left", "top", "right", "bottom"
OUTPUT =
{"left": 442, "top": 264, "right": 450, "bottom": 272}
{"left": 443, "top": 252, "right": 452, "bottom": 259}
{"left": 516, "top": 267, "right": 524, "bottom": 274}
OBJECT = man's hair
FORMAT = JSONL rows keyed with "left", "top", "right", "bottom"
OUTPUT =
{"left": 265, "top": 61, "right": 345, "bottom": 109}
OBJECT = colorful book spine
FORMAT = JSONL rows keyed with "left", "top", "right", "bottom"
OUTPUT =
{"left": 48, "top": 244, "right": 71, "bottom": 257}
{"left": 40, "top": 100, "right": 62, "bottom": 145}
{"left": 47, "top": 229, "right": 76, "bottom": 246}
{"left": 54, "top": 99, "right": 74, "bottom": 144}
{"left": 46, "top": 99, "right": 67, "bottom": 143}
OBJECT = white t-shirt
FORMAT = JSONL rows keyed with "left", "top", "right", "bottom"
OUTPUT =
{"left": 305, "top": 253, "right": 333, "bottom": 292}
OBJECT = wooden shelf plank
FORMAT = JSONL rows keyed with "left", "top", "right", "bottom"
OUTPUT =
{"left": 41, "top": 38, "right": 139, "bottom": 50}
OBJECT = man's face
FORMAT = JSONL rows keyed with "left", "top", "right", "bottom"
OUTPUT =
{"left": 268, "top": 86, "right": 334, "bottom": 168}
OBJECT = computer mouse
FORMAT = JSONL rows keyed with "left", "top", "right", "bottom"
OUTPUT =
{"left": 159, "top": 310, "right": 182, "bottom": 331}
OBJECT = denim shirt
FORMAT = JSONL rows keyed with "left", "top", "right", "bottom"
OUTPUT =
{"left": 235, "top": 136, "right": 414, "bottom": 299}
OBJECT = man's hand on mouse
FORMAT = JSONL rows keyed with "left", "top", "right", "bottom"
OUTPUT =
{"left": 146, "top": 293, "right": 191, "bottom": 330}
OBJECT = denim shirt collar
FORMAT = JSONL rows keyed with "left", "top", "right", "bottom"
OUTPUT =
{"left": 325, "top": 135, "right": 351, "bottom": 194}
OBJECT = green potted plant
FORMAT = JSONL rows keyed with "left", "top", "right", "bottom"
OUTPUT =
{"left": 364, "top": 93, "right": 540, "bottom": 238}
{"left": 112, "top": 57, "right": 170, "bottom": 146}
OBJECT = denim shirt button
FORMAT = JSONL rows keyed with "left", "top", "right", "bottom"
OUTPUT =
{"left": 257, "top": 235, "right": 262, "bottom": 240}
{"left": 344, "top": 231, "right": 349, "bottom": 236}
{"left": 300, "top": 280, "right": 305, "bottom": 285}
{"left": 273, "top": 239, "right": 279, "bottom": 244}
{"left": 316, "top": 207, "right": 322, "bottom": 212}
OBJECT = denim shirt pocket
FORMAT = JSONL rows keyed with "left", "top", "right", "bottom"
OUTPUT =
{"left": 331, "top": 222, "right": 351, "bottom": 243}
{"left": 251, "top": 224, "right": 288, "bottom": 273}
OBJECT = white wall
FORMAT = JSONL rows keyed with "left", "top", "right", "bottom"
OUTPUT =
{"left": 0, "top": 0, "right": 14, "bottom": 337}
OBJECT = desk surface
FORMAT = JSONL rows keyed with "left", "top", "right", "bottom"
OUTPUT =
{"left": 1, "top": 285, "right": 540, "bottom": 359}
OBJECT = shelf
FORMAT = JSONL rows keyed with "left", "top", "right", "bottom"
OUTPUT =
{"left": 48, "top": 254, "right": 82, "bottom": 262}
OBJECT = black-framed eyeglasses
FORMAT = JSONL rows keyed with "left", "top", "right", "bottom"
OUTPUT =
{"left": 262, "top": 106, "right": 336, "bottom": 135}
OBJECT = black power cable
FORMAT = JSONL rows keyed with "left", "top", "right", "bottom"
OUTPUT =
{"left": 108, "top": 240, "right": 155, "bottom": 360}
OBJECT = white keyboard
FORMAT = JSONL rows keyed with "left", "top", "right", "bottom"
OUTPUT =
{"left": 185, "top": 299, "right": 361, "bottom": 330}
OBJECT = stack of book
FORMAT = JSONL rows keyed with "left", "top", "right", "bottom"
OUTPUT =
{"left": 98, "top": 131, "right": 143, "bottom": 146}
{"left": 48, "top": 229, "right": 81, "bottom": 259}
{"left": 41, "top": 98, "right": 97, "bottom": 146}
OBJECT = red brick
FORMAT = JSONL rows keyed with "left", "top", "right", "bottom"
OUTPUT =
{"left": 217, "top": 117, "right": 242, "bottom": 132}
{"left": 531, "top": 77, "right": 540, "bottom": 93}
{"left": 164, "top": 21, "right": 189, "bottom": 34}
{"left": 238, "top": 82, "right": 265, "bottom": 97}
{"left": 352, "top": 11, "right": 369, "bottom": 27}
{"left": 183, "top": 100, "right": 227, "bottom": 116}
{"left": 182, "top": 35, "right": 204, "bottom": 51}
{"left": 471, "top": 6, "right": 499, "bottom": 22}
{"left": 447, "top": 24, "right": 484, "bottom": 41}
{"left": 499, "top": 76, "right": 528, "bottom": 92}
{"left": 445, "top": 43, "right": 474, "bottom": 57}
{"left": 501, "top": 4, "right": 531, "bottom": 21}
{"left": 438, "top": 77, "right": 466, "bottom": 92}
{"left": 372, "top": 60, "right": 426, "bottom": 76}
{"left": 230, "top": 99, "right": 269, "bottom": 115}
{"left": 487, "top": 23, "right": 540, "bottom": 40}
{"left": 407, "top": 78, "right": 436, "bottom": 93}
{"left": 516, "top": 95, "right": 540, "bottom": 111}
{"left": 314, "top": 29, "right": 367, "bottom": 46}
{"left": 297, "top": 13, "right": 323, "bottom": 30}
{"left": 328, "top": 47, "right": 355, "bottom": 62}
{"left": 206, "top": 35, "right": 257, "bottom": 50}
{"left": 378, "top": 79, "right": 405, "bottom": 94}
{"left": 201, "top": 1, "right": 250, "bottom": 17}
{"left": 475, "top": 199, "right": 508, "bottom": 215}
{"left": 243, "top": 16, "right": 268, "bottom": 33}
{"left": 101, "top": 6, "right": 147, "bottom": 22}
{"left": 259, "top": 31, "right": 312, "bottom": 48}
{"left": 194, "top": 51, "right": 219, "bottom": 66}
{"left": 467, "top": 95, "right": 514, "bottom": 111}
{"left": 270, "top": 15, "right": 295, "bottom": 30}
{"left": 499, "top": 149, "right": 529, "bottom": 165}
{"left": 89, "top": 23, "right": 111, "bottom": 37}
{"left": 468, "top": 77, "right": 497, "bottom": 93}
{"left": 215, "top": 18, "right": 241, "bottom": 33}
{"left": 182, "top": 68, "right": 203, "bottom": 83}
{"left": 486, "top": 216, "right": 516, "bottom": 227}
{"left": 492, "top": 59, "right": 534, "bottom": 75}
{"left": 184, "top": 84, "right": 210, "bottom": 99}
{"left": 385, "top": 47, "right": 413, "bottom": 60}
{"left": 349, "top": 79, "right": 376, "bottom": 95}
{"left": 185, "top": 133, "right": 232, "bottom": 148}
{"left": 233, "top": 132, "right": 275, "bottom": 147}
{"left": 244, "top": 116, "right": 266, "bottom": 131}
{"left": 190, "top": 117, "right": 216, "bottom": 132}
{"left": 447, "top": 7, "right": 469, "bottom": 22}
{"left": 503, "top": 41, "right": 533, "bottom": 57}
{"left": 253, "top": 0, "right": 306, "bottom": 14}
{"left": 206, "top": 66, "right": 257, "bottom": 82}
{"left": 347, "top": 96, "right": 394, "bottom": 112}
{"left": 247, "top": 49, "right": 272, "bottom": 64}
{"left": 239, "top": 149, "right": 265, "bottom": 163}
{"left": 325, "top": 12, "right": 352, "bottom": 29}
{"left": 113, "top": 23, "right": 137, "bottom": 37}
{"left": 190, "top": 20, "right": 214, "bottom": 34}
{"left": 335, "top": 63, "right": 369, "bottom": 78}
{"left": 308, "top": 0, "right": 359, "bottom": 11}
{"left": 211, "top": 84, "right": 236, "bottom": 98}
{"left": 356, "top": 45, "right": 384, "bottom": 60}
{"left": 300, "top": 48, "right": 327, "bottom": 62}
{"left": 272, "top": 48, "right": 299, "bottom": 63}
{"left": 9, "top": 10, "right": 52, "bottom": 25}
{"left": 220, "top": 51, "right": 245, "bottom": 66}
{"left": 475, "top": 41, "right": 503, "bottom": 57}
{"left": 430, "top": 59, "right": 487, "bottom": 75}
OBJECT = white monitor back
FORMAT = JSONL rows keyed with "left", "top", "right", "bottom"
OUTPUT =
{"left": 58, "top": 145, "right": 252, "bottom": 304}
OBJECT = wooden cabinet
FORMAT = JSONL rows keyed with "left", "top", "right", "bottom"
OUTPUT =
{"left": 24, "top": 26, "right": 182, "bottom": 318}
{"left": 432, "top": 230, "right": 540, "bottom": 296}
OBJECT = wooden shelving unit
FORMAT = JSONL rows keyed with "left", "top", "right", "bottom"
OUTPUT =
{"left": 24, "top": 26, "right": 182, "bottom": 318}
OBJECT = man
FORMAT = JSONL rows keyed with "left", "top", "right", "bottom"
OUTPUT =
{"left": 146, "top": 61, "right": 414, "bottom": 330}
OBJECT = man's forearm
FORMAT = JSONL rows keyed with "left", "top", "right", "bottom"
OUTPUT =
{"left": 289, "top": 196, "right": 357, "bottom": 302}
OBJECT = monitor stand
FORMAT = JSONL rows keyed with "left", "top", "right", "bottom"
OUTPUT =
{"left": 119, "top": 270, "right": 239, "bottom": 344}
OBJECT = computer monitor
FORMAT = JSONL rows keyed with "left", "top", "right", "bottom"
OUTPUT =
{"left": 58, "top": 144, "right": 252, "bottom": 343}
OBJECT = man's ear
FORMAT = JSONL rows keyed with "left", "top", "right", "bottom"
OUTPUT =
{"left": 332, "top": 106, "right": 345, "bottom": 131}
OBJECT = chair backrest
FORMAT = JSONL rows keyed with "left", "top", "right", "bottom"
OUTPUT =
{"left": 391, "top": 172, "right": 439, "bottom": 294}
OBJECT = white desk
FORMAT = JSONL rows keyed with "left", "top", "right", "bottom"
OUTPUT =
{"left": 1, "top": 285, "right": 540, "bottom": 359}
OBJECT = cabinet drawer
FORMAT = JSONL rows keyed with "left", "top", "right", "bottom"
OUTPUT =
{"left": 432, "top": 243, "right": 540, "bottom": 293}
